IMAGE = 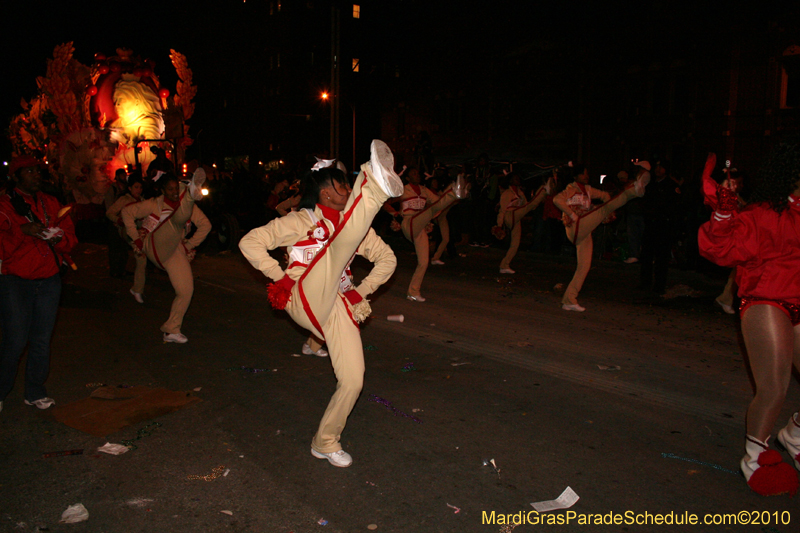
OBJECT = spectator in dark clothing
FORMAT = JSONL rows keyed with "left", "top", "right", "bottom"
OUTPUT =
{"left": 625, "top": 163, "right": 648, "bottom": 263}
{"left": 638, "top": 160, "right": 681, "bottom": 294}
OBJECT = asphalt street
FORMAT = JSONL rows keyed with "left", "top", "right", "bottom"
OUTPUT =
{"left": 1, "top": 236, "right": 798, "bottom": 533}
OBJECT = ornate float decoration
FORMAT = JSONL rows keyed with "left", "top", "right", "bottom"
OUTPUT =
{"left": 8, "top": 43, "right": 196, "bottom": 203}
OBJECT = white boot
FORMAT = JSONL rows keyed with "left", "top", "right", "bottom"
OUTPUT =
{"left": 189, "top": 167, "right": 207, "bottom": 201}
{"left": 368, "top": 140, "right": 404, "bottom": 198}
{"left": 741, "top": 435, "right": 798, "bottom": 496}
{"left": 453, "top": 174, "right": 467, "bottom": 199}
{"left": 778, "top": 412, "right": 800, "bottom": 471}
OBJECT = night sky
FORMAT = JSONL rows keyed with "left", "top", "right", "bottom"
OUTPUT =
{"left": 1, "top": 0, "right": 791, "bottom": 162}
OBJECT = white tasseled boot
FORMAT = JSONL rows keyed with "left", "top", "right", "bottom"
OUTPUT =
{"left": 741, "top": 435, "right": 798, "bottom": 496}
{"left": 777, "top": 412, "right": 800, "bottom": 471}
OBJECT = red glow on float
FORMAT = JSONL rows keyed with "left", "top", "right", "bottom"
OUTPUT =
{"left": 98, "top": 65, "right": 110, "bottom": 75}
{"left": 87, "top": 85, "right": 98, "bottom": 96}
{"left": 159, "top": 88, "right": 170, "bottom": 99}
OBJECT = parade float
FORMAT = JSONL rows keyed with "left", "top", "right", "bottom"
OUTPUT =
{"left": 8, "top": 43, "right": 196, "bottom": 206}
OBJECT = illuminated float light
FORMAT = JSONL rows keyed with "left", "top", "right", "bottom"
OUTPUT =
{"left": 201, "top": 188, "right": 209, "bottom": 196}
{"left": 212, "top": 163, "right": 217, "bottom": 168}
{"left": 600, "top": 174, "right": 607, "bottom": 184}
{"left": 2, "top": 161, "right": 7, "bottom": 166}
{"left": 321, "top": 92, "right": 329, "bottom": 100}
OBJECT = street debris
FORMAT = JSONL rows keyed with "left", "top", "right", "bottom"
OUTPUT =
{"left": 42, "top": 449, "right": 83, "bottom": 459}
{"left": 451, "top": 362, "right": 471, "bottom": 367}
{"left": 223, "top": 468, "right": 230, "bottom": 477}
{"left": 97, "top": 442, "right": 129, "bottom": 455}
{"left": 317, "top": 518, "right": 328, "bottom": 525}
{"left": 220, "top": 510, "right": 233, "bottom": 516}
{"left": 228, "top": 366, "right": 269, "bottom": 373}
{"left": 187, "top": 465, "right": 226, "bottom": 481}
{"left": 387, "top": 314, "right": 404, "bottom": 322}
{"left": 530, "top": 486, "right": 579, "bottom": 512}
{"left": 367, "top": 524, "right": 378, "bottom": 530}
{"left": 193, "top": 387, "right": 202, "bottom": 392}
{"left": 401, "top": 362, "right": 416, "bottom": 372}
{"left": 446, "top": 503, "right": 461, "bottom": 514}
{"left": 596, "top": 364, "right": 621, "bottom": 371}
{"left": 60, "top": 503, "right": 89, "bottom": 523}
{"left": 661, "top": 453, "right": 739, "bottom": 474}
{"left": 85, "top": 383, "right": 106, "bottom": 388}
{"left": 483, "top": 458, "right": 501, "bottom": 478}
{"left": 125, "top": 498, "right": 154, "bottom": 507}
{"left": 121, "top": 421, "right": 162, "bottom": 450}
{"left": 661, "top": 284, "right": 700, "bottom": 299}
{"left": 368, "top": 394, "right": 422, "bottom": 423}
{"left": 365, "top": 345, "right": 378, "bottom": 350}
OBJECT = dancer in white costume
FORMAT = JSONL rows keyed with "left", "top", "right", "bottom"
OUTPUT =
{"left": 239, "top": 141, "right": 402, "bottom": 468}
{"left": 553, "top": 164, "right": 648, "bottom": 311}
{"left": 107, "top": 175, "right": 147, "bottom": 303}
{"left": 122, "top": 171, "right": 210, "bottom": 342}
{"left": 494, "top": 173, "right": 553, "bottom": 274}
{"left": 385, "top": 167, "right": 466, "bottom": 302}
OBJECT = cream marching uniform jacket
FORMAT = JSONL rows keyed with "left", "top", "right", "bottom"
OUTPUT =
{"left": 122, "top": 196, "right": 211, "bottom": 254}
{"left": 553, "top": 182, "right": 610, "bottom": 223}
{"left": 497, "top": 186, "right": 527, "bottom": 226}
{"left": 240, "top": 206, "right": 396, "bottom": 303}
{"left": 399, "top": 184, "right": 439, "bottom": 215}
{"left": 107, "top": 193, "right": 141, "bottom": 234}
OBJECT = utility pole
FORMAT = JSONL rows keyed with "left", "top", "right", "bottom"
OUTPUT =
{"left": 330, "top": 5, "right": 341, "bottom": 159}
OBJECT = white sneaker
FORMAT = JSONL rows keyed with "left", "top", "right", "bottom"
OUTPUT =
{"left": 130, "top": 289, "right": 144, "bottom": 303}
{"left": 562, "top": 303, "right": 586, "bottom": 312}
{"left": 715, "top": 298, "right": 735, "bottom": 315}
{"left": 24, "top": 397, "right": 55, "bottom": 409}
{"left": 311, "top": 447, "right": 353, "bottom": 468}
{"left": 777, "top": 413, "right": 800, "bottom": 471}
{"left": 453, "top": 174, "right": 467, "bottom": 199}
{"left": 302, "top": 343, "right": 329, "bottom": 357}
{"left": 189, "top": 167, "right": 207, "bottom": 200}
{"left": 634, "top": 172, "right": 650, "bottom": 197}
{"left": 407, "top": 294, "right": 426, "bottom": 302}
{"left": 163, "top": 332, "right": 188, "bottom": 344}
{"left": 368, "top": 140, "right": 404, "bottom": 198}
{"left": 499, "top": 268, "right": 515, "bottom": 274}
{"left": 431, "top": 259, "right": 445, "bottom": 266}
{"left": 544, "top": 176, "right": 555, "bottom": 195}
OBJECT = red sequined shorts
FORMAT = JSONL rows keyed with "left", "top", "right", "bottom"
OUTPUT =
{"left": 740, "top": 296, "right": 800, "bottom": 326}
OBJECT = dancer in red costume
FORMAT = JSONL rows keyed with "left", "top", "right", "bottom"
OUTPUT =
{"left": 698, "top": 147, "right": 800, "bottom": 496}
{"left": 239, "top": 142, "right": 401, "bottom": 468}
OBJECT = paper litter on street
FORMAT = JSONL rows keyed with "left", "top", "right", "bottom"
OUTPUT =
{"left": 97, "top": 442, "right": 130, "bottom": 455}
{"left": 530, "top": 486, "right": 579, "bottom": 513}
{"left": 60, "top": 503, "right": 89, "bottom": 523}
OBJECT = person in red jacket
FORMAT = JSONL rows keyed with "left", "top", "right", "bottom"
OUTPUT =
{"left": 698, "top": 147, "right": 800, "bottom": 496}
{"left": 0, "top": 156, "right": 77, "bottom": 413}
